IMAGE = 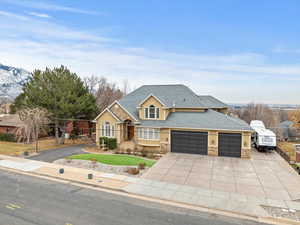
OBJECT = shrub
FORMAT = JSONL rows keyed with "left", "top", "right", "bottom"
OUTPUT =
{"left": 0, "top": 133, "right": 16, "bottom": 142}
{"left": 99, "top": 137, "right": 117, "bottom": 150}
{"left": 108, "top": 138, "right": 117, "bottom": 150}
{"left": 99, "top": 137, "right": 109, "bottom": 146}
{"left": 90, "top": 158, "right": 97, "bottom": 164}
{"left": 126, "top": 167, "right": 140, "bottom": 175}
{"left": 141, "top": 149, "right": 148, "bottom": 157}
{"left": 138, "top": 163, "right": 146, "bottom": 170}
{"left": 126, "top": 148, "right": 131, "bottom": 155}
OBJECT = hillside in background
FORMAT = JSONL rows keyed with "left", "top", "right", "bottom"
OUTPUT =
{"left": 0, "top": 63, "right": 30, "bottom": 101}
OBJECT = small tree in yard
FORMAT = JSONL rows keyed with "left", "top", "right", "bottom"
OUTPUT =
{"left": 16, "top": 108, "right": 48, "bottom": 152}
{"left": 12, "top": 66, "right": 98, "bottom": 144}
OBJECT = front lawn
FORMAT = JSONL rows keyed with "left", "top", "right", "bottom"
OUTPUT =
{"left": 0, "top": 138, "right": 84, "bottom": 156}
{"left": 68, "top": 154, "right": 156, "bottom": 167}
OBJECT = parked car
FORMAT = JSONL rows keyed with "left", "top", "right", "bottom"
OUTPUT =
{"left": 250, "top": 120, "right": 277, "bottom": 152}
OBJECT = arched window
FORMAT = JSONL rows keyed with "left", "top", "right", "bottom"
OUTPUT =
{"left": 149, "top": 105, "right": 155, "bottom": 118}
{"left": 105, "top": 122, "right": 111, "bottom": 137}
{"left": 145, "top": 105, "right": 160, "bottom": 119}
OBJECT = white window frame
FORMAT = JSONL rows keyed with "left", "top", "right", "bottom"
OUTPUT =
{"left": 144, "top": 105, "right": 160, "bottom": 119}
{"left": 137, "top": 128, "right": 160, "bottom": 140}
{"left": 102, "top": 121, "right": 115, "bottom": 138}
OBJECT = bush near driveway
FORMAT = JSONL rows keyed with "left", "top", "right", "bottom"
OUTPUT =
{"left": 0, "top": 133, "right": 16, "bottom": 142}
{"left": 99, "top": 137, "right": 117, "bottom": 150}
{"left": 68, "top": 154, "right": 156, "bottom": 167}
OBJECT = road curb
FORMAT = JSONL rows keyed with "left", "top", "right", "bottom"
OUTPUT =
{"left": 0, "top": 165, "right": 299, "bottom": 225}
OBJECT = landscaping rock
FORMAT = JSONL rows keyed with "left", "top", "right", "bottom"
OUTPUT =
{"left": 54, "top": 159, "right": 148, "bottom": 177}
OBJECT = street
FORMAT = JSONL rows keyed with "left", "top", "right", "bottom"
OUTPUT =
{"left": 0, "top": 169, "right": 267, "bottom": 225}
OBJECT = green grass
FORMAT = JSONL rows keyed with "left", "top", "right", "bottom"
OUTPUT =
{"left": 68, "top": 154, "right": 156, "bottom": 167}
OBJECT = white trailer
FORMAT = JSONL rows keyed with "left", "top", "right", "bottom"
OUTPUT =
{"left": 250, "top": 120, "right": 277, "bottom": 151}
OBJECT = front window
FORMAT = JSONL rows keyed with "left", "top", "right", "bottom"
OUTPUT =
{"left": 149, "top": 105, "right": 155, "bottom": 118}
{"left": 137, "top": 128, "right": 160, "bottom": 140}
{"left": 102, "top": 122, "right": 115, "bottom": 137}
{"left": 144, "top": 105, "right": 160, "bottom": 119}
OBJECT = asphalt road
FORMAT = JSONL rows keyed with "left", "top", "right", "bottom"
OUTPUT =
{"left": 28, "top": 144, "right": 86, "bottom": 162}
{"left": 0, "top": 170, "right": 269, "bottom": 225}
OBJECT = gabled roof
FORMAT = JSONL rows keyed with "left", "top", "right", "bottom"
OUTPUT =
{"left": 137, "top": 109, "right": 252, "bottom": 132}
{"left": 118, "top": 84, "right": 228, "bottom": 118}
{"left": 138, "top": 94, "right": 167, "bottom": 107}
{"left": 94, "top": 108, "right": 121, "bottom": 121}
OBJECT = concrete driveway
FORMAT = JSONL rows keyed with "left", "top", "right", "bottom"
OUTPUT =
{"left": 143, "top": 149, "right": 300, "bottom": 201}
{"left": 28, "top": 144, "right": 86, "bottom": 162}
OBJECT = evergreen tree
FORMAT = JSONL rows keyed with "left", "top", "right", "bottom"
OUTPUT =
{"left": 12, "top": 66, "right": 98, "bottom": 144}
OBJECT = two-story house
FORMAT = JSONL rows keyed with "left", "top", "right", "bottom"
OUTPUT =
{"left": 95, "top": 84, "right": 253, "bottom": 158}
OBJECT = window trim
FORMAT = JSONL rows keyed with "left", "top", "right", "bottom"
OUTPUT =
{"left": 102, "top": 121, "right": 115, "bottom": 138}
{"left": 137, "top": 127, "right": 160, "bottom": 140}
{"left": 144, "top": 105, "right": 160, "bottom": 119}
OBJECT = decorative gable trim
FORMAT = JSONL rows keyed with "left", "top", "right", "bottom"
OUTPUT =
{"left": 94, "top": 108, "right": 121, "bottom": 121}
{"left": 108, "top": 100, "right": 139, "bottom": 122}
{"left": 138, "top": 94, "right": 167, "bottom": 107}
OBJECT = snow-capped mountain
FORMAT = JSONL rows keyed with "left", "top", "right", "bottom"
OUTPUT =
{"left": 0, "top": 63, "right": 30, "bottom": 99}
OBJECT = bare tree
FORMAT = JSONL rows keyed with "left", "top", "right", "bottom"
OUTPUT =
{"left": 83, "top": 75, "right": 101, "bottom": 95}
{"left": 84, "top": 75, "right": 124, "bottom": 113}
{"left": 237, "top": 103, "right": 278, "bottom": 128}
{"left": 16, "top": 108, "right": 48, "bottom": 152}
{"left": 122, "top": 79, "right": 131, "bottom": 96}
{"left": 289, "top": 109, "right": 300, "bottom": 124}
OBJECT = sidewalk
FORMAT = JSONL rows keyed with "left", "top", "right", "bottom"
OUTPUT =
{"left": 1, "top": 154, "right": 300, "bottom": 223}
{"left": 0, "top": 154, "right": 133, "bottom": 191}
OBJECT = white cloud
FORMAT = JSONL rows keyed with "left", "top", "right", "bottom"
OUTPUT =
{"left": 273, "top": 46, "right": 300, "bottom": 54}
{"left": 0, "top": 10, "right": 299, "bottom": 104}
{"left": 0, "top": 10, "right": 113, "bottom": 42}
{"left": 27, "top": 11, "right": 51, "bottom": 18}
{"left": 0, "top": 10, "right": 29, "bottom": 21}
{"left": 0, "top": 0, "right": 99, "bottom": 15}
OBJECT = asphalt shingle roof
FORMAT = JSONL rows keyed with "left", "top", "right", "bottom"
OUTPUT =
{"left": 118, "top": 84, "right": 227, "bottom": 119}
{"left": 138, "top": 110, "right": 252, "bottom": 131}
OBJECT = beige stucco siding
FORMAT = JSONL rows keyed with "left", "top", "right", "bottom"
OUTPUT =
{"left": 110, "top": 102, "right": 135, "bottom": 121}
{"left": 96, "top": 110, "right": 120, "bottom": 146}
{"left": 139, "top": 96, "right": 165, "bottom": 120}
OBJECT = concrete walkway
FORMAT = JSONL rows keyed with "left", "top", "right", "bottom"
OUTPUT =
{"left": 1, "top": 154, "right": 300, "bottom": 222}
{"left": 28, "top": 144, "right": 86, "bottom": 162}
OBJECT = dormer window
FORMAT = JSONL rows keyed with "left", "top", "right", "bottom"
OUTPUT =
{"left": 145, "top": 105, "right": 160, "bottom": 119}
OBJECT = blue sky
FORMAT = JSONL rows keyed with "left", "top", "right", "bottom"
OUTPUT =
{"left": 0, "top": 0, "right": 299, "bottom": 104}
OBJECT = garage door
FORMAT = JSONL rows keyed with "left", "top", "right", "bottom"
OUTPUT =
{"left": 218, "top": 133, "right": 241, "bottom": 157}
{"left": 171, "top": 130, "right": 208, "bottom": 155}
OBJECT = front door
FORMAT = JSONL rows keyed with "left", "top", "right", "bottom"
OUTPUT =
{"left": 128, "top": 126, "right": 134, "bottom": 140}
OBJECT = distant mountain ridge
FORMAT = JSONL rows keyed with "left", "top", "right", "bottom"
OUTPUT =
{"left": 0, "top": 63, "right": 30, "bottom": 99}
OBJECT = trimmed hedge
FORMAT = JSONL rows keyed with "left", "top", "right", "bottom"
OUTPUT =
{"left": 0, "top": 133, "right": 16, "bottom": 142}
{"left": 99, "top": 137, "right": 117, "bottom": 150}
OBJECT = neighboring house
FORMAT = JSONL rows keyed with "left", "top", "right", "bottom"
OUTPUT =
{"left": 95, "top": 84, "right": 253, "bottom": 158}
{"left": 279, "top": 120, "right": 300, "bottom": 141}
{"left": 0, "top": 114, "right": 23, "bottom": 134}
{"left": 0, "top": 103, "right": 11, "bottom": 114}
{"left": 65, "top": 120, "right": 95, "bottom": 136}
